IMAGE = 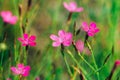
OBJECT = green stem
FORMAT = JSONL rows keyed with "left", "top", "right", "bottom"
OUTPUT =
{"left": 61, "top": 45, "right": 73, "bottom": 77}
{"left": 86, "top": 41, "right": 100, "bottom": 80}
{"left": 67, "top": 50, "right": 89, "bottom": 80}
{"left": 63, "top": 55, "right": 73, "bottom": 77}
{"left": 78, "top": 52, "right": 96, "bottom": 72}
{"left": 0, "top": 52, "right": 4, "bottom": 66}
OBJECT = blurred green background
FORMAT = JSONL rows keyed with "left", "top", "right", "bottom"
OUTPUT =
{"left": 0, "top": 0, "right": 120, "bottom": 80}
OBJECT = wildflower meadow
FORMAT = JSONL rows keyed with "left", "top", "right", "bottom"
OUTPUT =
{"left": 0, "top": 0, "right": 120, "bottom": 80}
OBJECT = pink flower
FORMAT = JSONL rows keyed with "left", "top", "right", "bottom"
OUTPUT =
{"left": 75, "top": 40, "right": 84, "bottom": 53}
{"left": 50, "top": 30, "right": 73, "bottom": 47}
{"left": 35, "top": 77, "right": 40, "bottom": 80}
{"left": 115, "top": 60, "right": 120, "bottom": 66}
{"left": 6, "top": 78, "right": 11, "bottom": 80}
{"left": 18, "top": 33, "right": 36, "bottom": 46}
{"left": 63, "top": 1, "right": 83, "bottom": 12}
{"left": 81, "top": 22, "right": 100, "bottom": 36}
{"left": 0, "top": 11, "right": 18, "bottom": 25}
{"left": 11, "top": 63, "right": 31, "bottom": 77}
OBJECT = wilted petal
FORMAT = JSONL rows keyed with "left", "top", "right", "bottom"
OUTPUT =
{"left": 75, "top": 40, "right": 84, "bottom": 52}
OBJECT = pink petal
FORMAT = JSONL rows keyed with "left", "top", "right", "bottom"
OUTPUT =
{"left": 63, "top": 40, "right": 71, "bottom": 46}
{"left": 87, "top": 31, "right": 95, "bottom": 36}
{"left": 75, "top": 40, "right": 84, "bottom": 52}
{"left": 90, "top": 22, "right": 96, "bottom": 28}
{"left": 11, "top": 67, "right": 19, "bottom": 75}
{"left": 50, "top": 34, "right": 59, "bottom": 41}
{"left": 29, "top": 42, "right": 36, "bottom": 46}
{"left": 18, "top": 38, "right": 24, "bottom": 42}
{"left": 22, "top": 43, "right": 28, "bottom": 46}
{"left": 52, "top": 42, "right": 61, "bottom": 47}
{"left": 65, "top": 32, "right": 72, "bottom": 40}
{"left": 74, "top": 7, "right": 84, "bottom": 12}
{"left": 58, "top": 30, "right": 65, "bottom": 38}
{"left": 94, "top": 28, "right": 100, "bottom": 33}
{"left": 115, "top": 60, "right": 120, "bottom": 66}
{"left": 23, "top": 34, "right": 29, "bottom": 39}
{"left": 29, "top": 35, "right": 36, "bottom": 41}
{"left": 6, "top": 78, "right": 11, "bottom": 80}
{"left": 17, "top": 64, "right": 24, "bottom": 69}
{"left": 35, "top": 77, "right": 40, "bottom": 80}
{"left": 9, "top": 16, "right": 18, "bottom": 24}
{"left": 63, "top": 2, "right": 72, "bottom": 12}
{"left": 81, "top": 22, "right": 89, "bottom": 32}
{"left": 0, "top": 11, "right": 12, "bottom": 18}
{"left": 69, "top": 2, "right": 77, "bottom": 10}
{"left": 24, "top": 66, "right": 31, "bottom": 71}
{"left": 22, "top": 71, "right": 30, "bottom": 77}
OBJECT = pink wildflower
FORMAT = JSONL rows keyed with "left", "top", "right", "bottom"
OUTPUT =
{"left": 35, "top": 77, "right": 40, "bottom": 80}
{"left": 63, "top": 1, "right": 83, "bottom": 12}
{"left": 115, "top": 60, "right": 120, "bottom": 66}
{"left": 11, "top": 63, "right": 31, "bottom": 77}
{"left": 6, "top": 78, "right": 11, "bottom": 80}
{"left": 50, "top": 30, "right": 73, "bottom": 47}
{"left": 0, "top": 11, "right": 18, "bottom": 25}
{"left": 18, "top": 33, "right": 36, "bottom": 46}
{"left": 75, "top": 40, "right": 84, "bottom": 53}
{"left": 81, "top": 22, "right": 100, "bottom": 36}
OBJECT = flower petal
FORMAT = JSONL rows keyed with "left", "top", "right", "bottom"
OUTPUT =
{"left": 69, "top": 2, "right": 77, "bottom": 11}
{"left": 50, "top": 34, "right": 59, "bottom": 41}
{"left": 63, "top": 40, "right": 72, "bottom": 46}
{"left": 58, "top": 30, "right": 65, "bottom": 38}
{"left": 29, "top": 35, "right": 36, "bottom": 41}
{"left": 65, "top": 32, "right": 72, "bottom": 40}
{"left": 23, "top": 34, "right": 29, "bottom": 40}
{"left": 63, "top": 2, "right": 71, "bottom": 12}
{"left": 29, "top": 42, "right": 36, "bottom": 46}
{"left": 74, "top": 7, "right": 84, "bottom": 12}
{"left": 52, "top": 42, "right": 61, "bottom": 47}
{"left": 11, "top": 67, "right": 19, "bottom": 75}
{"left": 75, "top": 40, "right": 84, "bottom": 52}
{"left": 81, "top": 22, "right": 89, "bottom": 32}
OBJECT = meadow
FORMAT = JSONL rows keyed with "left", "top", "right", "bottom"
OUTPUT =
{"left": 0, "top": 0, "right": 120, "bottom": 80}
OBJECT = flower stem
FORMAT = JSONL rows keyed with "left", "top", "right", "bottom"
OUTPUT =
{"left": 78, "top": 52, "right": 96, "bottom": 72}
{"left": 86, "top": 41, "right": 100, "bottom": 80}
{"left": 66, "top": 50, "right": 88, "bottom": 80}
{"left": 60, "top": 44, "right": 73, "bottom": 77}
